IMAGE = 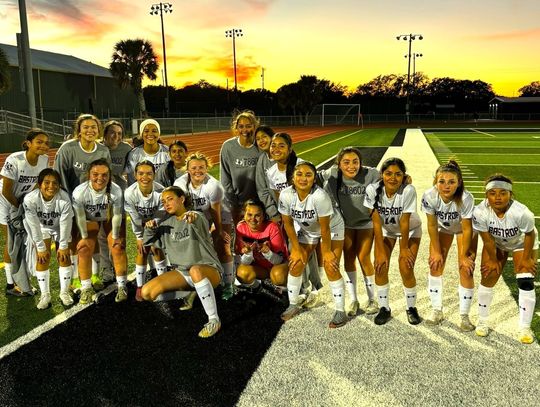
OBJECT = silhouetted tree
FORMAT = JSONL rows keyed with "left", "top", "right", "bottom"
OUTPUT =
{"left": 110, "top": 39, "right": 158, "bottom": 117}
{"left": 518, "top": 81, "right": 540, "bottom": 97}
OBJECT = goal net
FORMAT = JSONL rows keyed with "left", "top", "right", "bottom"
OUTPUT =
{"left": 308, "top": 104, "right": 362, "bottom": 127}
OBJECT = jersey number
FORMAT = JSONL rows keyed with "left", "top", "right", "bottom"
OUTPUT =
{"left": 21, "top": 184, "right": 33, "bottom": 193}
{"left": 384, "top": 217, "right": 397, "bottom": 225}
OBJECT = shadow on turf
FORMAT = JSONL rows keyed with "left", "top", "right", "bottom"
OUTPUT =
{"left": 0, "top": 286, "right": 286, "bottom": 406}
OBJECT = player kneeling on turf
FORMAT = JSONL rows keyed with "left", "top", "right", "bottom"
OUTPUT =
{"left": 472, "top": 174, "right": 538, "bottom": 344}
{"left": 141, "top": 186, "right": 223, "bottom": 338}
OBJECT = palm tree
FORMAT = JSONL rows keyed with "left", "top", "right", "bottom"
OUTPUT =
{"left": 109, "top": 39, "right": 158, "bottom": 117}
{"left": 0, "top": 48, "right": 12, "bottom": 95}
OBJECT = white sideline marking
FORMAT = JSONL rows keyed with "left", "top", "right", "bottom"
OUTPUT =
{"left": 298, "top": 129, "right": 363, "bottom": 155}
{"left": 464, "top": 163, "right": 540, "bottom": 167}
{"left": 471, "top": 128, "right": 496, "bottom": 137}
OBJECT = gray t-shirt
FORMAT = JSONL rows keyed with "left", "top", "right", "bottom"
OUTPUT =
{"left": 320, "top": 165, "right": 379, "bottom": 229}
{"left": 255, "top": 153, "right": 278, "bottom": 218}
{"left": 106, "top": 141, "right": 132, "bottom": 191}
{"left": 219, "top": 136, "right": 261, "bottom": 209}
{"left": 53, "top": 139, "right": 112, "bottom": 195}
{"left": 155, "top": 162, "right": 184, "bottom": 187}
{"left": 143, "top": 212, "right": 223, "bottom": 274}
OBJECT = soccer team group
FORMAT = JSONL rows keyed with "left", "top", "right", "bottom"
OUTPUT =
{"left": 1, "top": 110, "right": 538, "bottom": 341}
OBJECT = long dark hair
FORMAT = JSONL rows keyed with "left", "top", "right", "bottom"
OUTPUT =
{"left": 335, "top": 146, "right": 363, "bottom": 209}
{"left": 162, "top": 186, "right": 193, "bottom": 210}
{"left": 374, "top": 157, "right": 407, "bottom": 211}
{"left": 271, "top": 132, "right": 298, "bottom": 186}
{"left": 165, "top": 140, "right": 188, "bottom": 186}
{"left": 292, "top": 161, "right": 321, "bottom": 193}
{"left": 22, "top": 128, "right": 49, "bottom": 150}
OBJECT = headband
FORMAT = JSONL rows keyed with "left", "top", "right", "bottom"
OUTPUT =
{"left": 485, "top": 180, "right": 512, "bottom": 192}
{"left": 139, "top": 119, "right": 160, "bottom": 135}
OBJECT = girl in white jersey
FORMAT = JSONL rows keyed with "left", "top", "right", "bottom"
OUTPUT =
{"left": 421, "top": 160, "right": 477, "bottom": 330}
{"left": 364, "top": 158, "right": 422, "bottom": 326}
{"left": 1, "top": 129, "right": 50, "bottom": 296}
{"left": 125, "top": 119, "right": 170, "bottom": 185}
{"left": 320, "top": 147, "right": 380, "bottom": 317}
{"left": 124, "top": 161, "right": 166, "bottom": 301}
{"left": 23, "top": 169, "right": 74, "bottom": 308}
{"left": 72, "top": 159, "right": 127, "bottom": 304}
{"left": 472, "top": 174, "right": 538, "bottom": 344}
{"left": 279, "top": 162, "right": 347, "bottom": 328}
{"left": 174, "top": 152, "right": 234, "bottom": 302}
{"left": 142, "top": 186, "right": 223, "bottom": 338}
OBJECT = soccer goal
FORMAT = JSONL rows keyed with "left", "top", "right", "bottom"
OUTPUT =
{"left": 309, "top": 104, "right": 362, "bottom": 127}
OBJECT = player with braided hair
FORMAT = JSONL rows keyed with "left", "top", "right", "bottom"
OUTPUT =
{"left": 364, "top": 157, "right": 422, "bottom": 326}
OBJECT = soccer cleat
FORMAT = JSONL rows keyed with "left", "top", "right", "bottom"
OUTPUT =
{"left": 262, "top": 279, "right": 283, "bottom": 295}
{"left": 280, "top": 304, "right": 302, "bottom": 321}
{"left": 79, "top": 287, "right": 96, "bottom": 305}
{"left": 475, "top": 321, "right": 490, "bottom": 337}
{"left": 221, "top": 284, "right": 235, "bottom": 301}
{"left": 115, "top": 286, "right": 128, "bottom": 303}
{"left": 179, "top": 291, "right": 197, "bottom": 311}
{"left": 59, "top": 290, "right": 74, "bottom": 307}
{"left": 91, "top": 274, "right": 104, "bottom": 291}
{"left": 406, "top": 307, "right": 422, "bottom": 325}
{"left": 135, "top": 287, "right": 144, "bottom": 302}
{"left": 71, "top": 278, "right": 82, "bottom": 295}
{"left": 198, "top": 318, "right": 221, "bottom": 338}
{"left": 425, "top": 309, "right": 444, "bottom": 326}
{"left": 302, "top": 290, "right": 321, "bottom": 309}
{"left": 518, "top": 327, "right": 535, "bottom": 344}
{"left": 36, "top": 293, "right": 51, "bottom": 310}
{"left": 6, "top": 284, "right": 26, "bottom": 297}
{"left": 374, "top": 307, "right": 392, "bottom": 325}
{"left": 347, "top": 300, "right": 360, "bottom": 317}
{"left": 296, "top": 293, "right": 307, "bottom": 307}
{"left": 329, "top": 310, "right": 348, "bottom": 328}
{"left": 459, "top": 314, "right": 475, "bottom": 332}
{"left": 364, "top": 299, "right": 379, "bottom": 315}
{"left": 258, "top": 285, "right": 285, "bottom": 303}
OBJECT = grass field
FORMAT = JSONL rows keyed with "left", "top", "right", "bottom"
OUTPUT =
{"left": 424, "top": 127, "right": 540, "bottom": 337}
{"left": 0, "top": 127, "right": 399, "bottom": 348}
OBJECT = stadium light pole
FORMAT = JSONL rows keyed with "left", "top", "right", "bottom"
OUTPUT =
{"left": 225, "top": 28, "right": 243, "bottom": 93}
{"left": 396, "top": 34, "right": 423, "bottom": 122}
{"left": 405, "top": 53, "right": 423, "bottom": 94}
{"left": 18, "top": 0, "right": 37, "bottom": 126}
{"left": 150, "top": 2, "right": 173, "bottom": 117}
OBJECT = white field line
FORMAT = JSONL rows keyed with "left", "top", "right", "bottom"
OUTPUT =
{"left": 464, "top": 163, "right": 540, "bottom": 167}
{"left": 444, "top": 153, "right": 540, "bottom": 156}
{"left": 297, "top": 129, "right": 364, "bottom": 155}
{"left": 471, "top": 128, "right": 496, "bottom": 137}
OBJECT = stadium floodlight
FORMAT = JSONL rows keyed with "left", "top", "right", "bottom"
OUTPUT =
{"left": 225, "top": 28, "right": 243, "bottom": 93}
{"left": 396, "top": 33, "right": 423, "bottom": 122}
{"left": 150, "top": 2, "right": 173, "bottom": 117}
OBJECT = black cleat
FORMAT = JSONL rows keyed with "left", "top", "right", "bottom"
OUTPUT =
{"left": 374, "top": 307, "right": 392, "bottom": 325}
{"left": 406, "top": 307, "right": 421, "bottom": 325}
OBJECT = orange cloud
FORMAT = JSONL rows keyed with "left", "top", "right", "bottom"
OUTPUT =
{"left": 206, "top": 55, "right": 260, "bottom": 84}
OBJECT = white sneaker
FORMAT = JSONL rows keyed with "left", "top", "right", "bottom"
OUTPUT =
{"left": 302, "top": 290, "right": 320, "bottom": 308}
{"left": 364, "top": 299, "right": 379, "bottom": 315}
{"left": 459, "top": 314, "right": 475, "bottom": 332}
{"left": 425, "top": 309, "right": 444, "bottom": 326}
{"left": 475, "top": 320, "right": 490, "bottom": 337}
{"left": 37, "top": 292, "right": 51, "bottom": 310}
{"left": 59, "top": 290, "right": 74, "bottom": 306}
{"left": 518, "top": 327, "right": 535, "bottom": 344}
{"left": 347, "top": 300, "right": 360, "bottom": 317}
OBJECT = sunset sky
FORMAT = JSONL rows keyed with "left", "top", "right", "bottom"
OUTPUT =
{"left": 1, "top": 0, "right": 540, "bottom": 96}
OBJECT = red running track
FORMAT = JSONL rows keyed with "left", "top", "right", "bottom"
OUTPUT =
{"left": 0, "top": 126, "right": 356, "bottom": 169}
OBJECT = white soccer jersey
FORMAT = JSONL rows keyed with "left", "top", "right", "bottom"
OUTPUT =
{"left": 174, "top": 174, "right": 224, "bottom": 223}
{"left": 0, "top": 151, "right": 49, "bottom": 200}
{"left": 473, "top": 199, "right": 538, "bottom": 251}
{"left": 421, "top": 186, "right": 474, "bottom": 234}
{"left": 364, "top": 182, "right": 422, "bottom": 236}
{"left": 278, "top": 185, "right": 335, "bottom": 237}
{"left": 124, "top": 182, "right": 165, "bottom": 239}
{"left": 72, "top": 181, "right": 123, "bottom": 222}
{"left": 266, "top": 158, "right": 304, "bottom": 192}
{"left": 125, "top": 144, "right": 170, "bottom": 185}
{"left": 23, "top": 189, "right": 73, "bottom": 251}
